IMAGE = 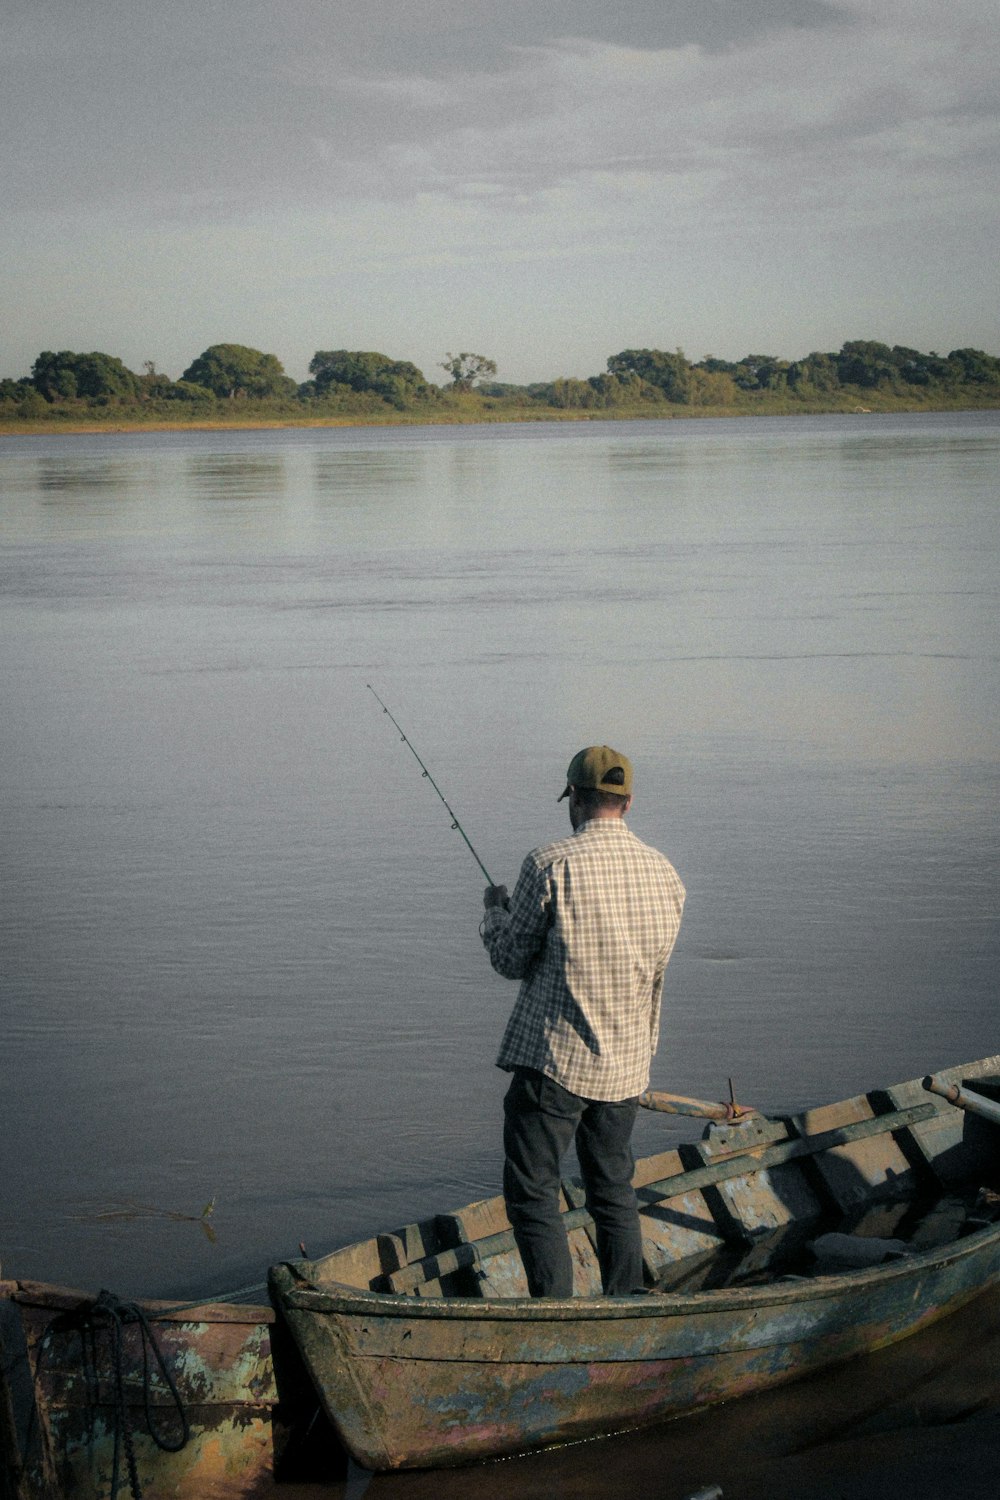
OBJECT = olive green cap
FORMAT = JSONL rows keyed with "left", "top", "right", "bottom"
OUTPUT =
{"left": 558, "top": 745, "right": 633, "bottom": 800}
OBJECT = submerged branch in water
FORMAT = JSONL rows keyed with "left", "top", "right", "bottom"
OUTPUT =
{"left": 71, "top": 1196, "right": 217, "bottom": 1242}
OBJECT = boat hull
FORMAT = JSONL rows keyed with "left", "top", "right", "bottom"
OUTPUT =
{"left": 273, "top": 1225, "right": 1000, "bottom": 1469}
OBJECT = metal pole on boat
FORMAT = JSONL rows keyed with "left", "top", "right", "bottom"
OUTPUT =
{"left": 639, "top": 1088, "right": 756, "bottom": 1121}
{"left": 366, "top": 684, "right": 496, "bottom": 887}
{"left": 923, "top": 1074, "right": 1000, "bottom": 1127}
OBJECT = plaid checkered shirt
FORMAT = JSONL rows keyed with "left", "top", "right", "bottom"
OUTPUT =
{"left": 481, "top": 817, "right": 685, "bottom": 1101}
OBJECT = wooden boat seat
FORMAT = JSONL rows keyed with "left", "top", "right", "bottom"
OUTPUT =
{"left": 381, "top": 1188, "right": 605, "bottom": 1298}
{"left": 676, "top": 1114, "right": 823, "bottom": 1246}
{"left": 787, "top": 1093, "right": 922, "bottom": 1211}
{"left": 632, "top": 1148, "right": 730, "bottom": 1284}
{"left": 436, "top": 1197, "right": 530, "bottom": 1298}
{"left": 376, "top": 1212, "right": 481, "bottom": 1296}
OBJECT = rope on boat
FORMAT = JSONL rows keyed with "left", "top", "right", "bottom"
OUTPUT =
{"left": 36, "top": 1289, "right": 190, "bottom": 1500}
{"left": 144, "top": 1278, "right": 270, "bottom": 1318}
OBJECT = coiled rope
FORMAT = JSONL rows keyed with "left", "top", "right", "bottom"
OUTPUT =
{"left": 37, "top": 1289, "right": 191, "bottom": 1500}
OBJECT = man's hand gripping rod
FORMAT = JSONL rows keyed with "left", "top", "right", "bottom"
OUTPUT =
{"left": 366, "top": 685, "right": 496, "bottom": 887}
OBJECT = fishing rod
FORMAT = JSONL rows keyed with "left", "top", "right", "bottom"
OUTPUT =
{"left": 366, "top": 684, "right": 496, "bottom": 887}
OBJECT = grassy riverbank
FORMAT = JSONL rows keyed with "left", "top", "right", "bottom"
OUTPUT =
{"left": 2, "top": 386, "right": 998, "bottom": 437}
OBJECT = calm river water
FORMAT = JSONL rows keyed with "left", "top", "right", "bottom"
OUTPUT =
{"left": 2, "top": 413, "right": 998, "bottom": 1317}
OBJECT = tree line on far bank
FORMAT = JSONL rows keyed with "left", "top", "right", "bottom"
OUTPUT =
{"left": 2, "top": 340, "right": 999, "bottom": 422}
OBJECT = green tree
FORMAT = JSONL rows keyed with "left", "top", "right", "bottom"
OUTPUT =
{"left": 439, "top": 352, "right": 497, "bottom": 391}
{"left": 308, "top": 350, "right": 431, "bottom": 408}
{"left": 836, "top": 341, "right": 897, "bottom": 390}
{"left": 0, "top": 378, "right": 47, "bottom": 417}
{"left": 181, "top": 344, "right": 292, "bottom": 399}
{"left": 587, "top": 371, "right": 643, "bottom": 407}
{"left": 787, "top": 352, "right": 841, "bottom": 393}
{"left": 545, "top": 377, "right": 599, "bottom": 409}
{"left": 699, "top": 356, "right": 738, "bottom": 375}
{"left": 74, "top": 352, "right": 140, "bottom": 401}
{"left": 688, "top": 367, "right": 738, "bottom": 406}
{"left": 137, "top": 360, "right": 177, "bottom": 400}
{"left": 31, "top": 352, "right": 78, "bottom": 400}
{"left": 606, "top": 348, "right": 692, "bottom": 403}
{"left": 733, "top": 355, "right": 789, "bottom": 392}
{"left": 31, "top": 350, "right": 140, "bottom": 403}
{"left": 947, "top": 348, "right": 1000, "bottom": 385}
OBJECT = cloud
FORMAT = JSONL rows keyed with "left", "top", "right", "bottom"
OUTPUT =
{"left": 0, "top": 1, "right": 853, "bottom": 216}
{"left": 312, "top": 6, "right": 997, "bottom": 255}
{"left": 4, "top": 0, "right": 994, "bottom": 226}
{"left": 1, "top": 1, "right": 997, "bottom": 381}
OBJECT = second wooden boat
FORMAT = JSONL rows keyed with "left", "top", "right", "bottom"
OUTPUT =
{"left": 0, "top": 1278, "right": 317, "bottom": 1499}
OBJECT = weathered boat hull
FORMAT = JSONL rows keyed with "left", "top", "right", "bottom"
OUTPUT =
{"left": 0, "top": 1281, "right": 289, "bottom": 1499}
{"left": 273, "top": 1228, "right": 1000, "bottom": 1469}
{"left": 270, "top": 1055, "right": 1000, "bottom": 1471}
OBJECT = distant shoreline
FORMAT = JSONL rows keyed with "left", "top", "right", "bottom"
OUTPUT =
{"left": 2, "top": 396, "right": 998, "bottom": 438}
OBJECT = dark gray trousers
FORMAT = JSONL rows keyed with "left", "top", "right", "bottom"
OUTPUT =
{"left": 502, "top": 1067, "right": 643, "bottom": 1298}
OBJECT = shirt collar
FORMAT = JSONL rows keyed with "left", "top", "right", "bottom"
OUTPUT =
{"left": 574, "top": 817, "right": 629, "bottom": 837}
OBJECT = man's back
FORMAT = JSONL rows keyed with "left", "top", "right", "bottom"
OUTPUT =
{"left": 485, "top": 816, "right": 685, "bottom": 1099}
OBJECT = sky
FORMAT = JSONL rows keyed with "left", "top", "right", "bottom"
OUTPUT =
{"left": 3, "top": 0, "right": 998, "bottom": 386}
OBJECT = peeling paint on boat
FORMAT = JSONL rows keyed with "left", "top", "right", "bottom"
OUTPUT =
{"left": 0, "top": 1283, "right": 285, "bottom": 1498}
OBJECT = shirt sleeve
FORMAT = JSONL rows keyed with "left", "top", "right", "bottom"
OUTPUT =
{"left": 648, "top": 874, "right": 686, "bottom": 1052}
{"left": 480, "top": 852, "right": 551, "bottom": 979}
{"left": 649, "top": 967, "right": 665, "bottom": 1054}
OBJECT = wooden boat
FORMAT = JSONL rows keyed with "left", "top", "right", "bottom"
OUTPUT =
{"left": 270, "top": 1055, "right": 1000, "bottom": 1472}
{"left": 0, "top": 1278, "right": 318, "bottom": 1499}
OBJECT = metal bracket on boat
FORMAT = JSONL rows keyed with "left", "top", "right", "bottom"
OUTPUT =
{"left": 923, "top": 1075, "right": 1000, "bottom": 1126}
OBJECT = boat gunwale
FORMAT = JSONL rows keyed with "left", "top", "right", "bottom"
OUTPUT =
{"left": 275, "top": 1216, "right": 1000, "bottom": 1324}
{"left": 4, "top": 1277, "right": 275, "bottom": 1324}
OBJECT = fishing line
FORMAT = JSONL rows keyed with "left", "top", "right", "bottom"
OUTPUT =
{"left": 366, "top": 684, "right": 495, "bottom": 886}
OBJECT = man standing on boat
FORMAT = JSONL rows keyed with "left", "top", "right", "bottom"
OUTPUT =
{"left": 481, "top": 746, "right": 685, "bottom": 1298}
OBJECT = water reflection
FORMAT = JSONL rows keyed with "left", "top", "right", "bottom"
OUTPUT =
{"left": 604, "top": 441, "right": 702, "bottom": 474}
{"left": 187, "top": 453, "right": 286, "bottom": 503}
{"left": 37, "top": 459, "right": 138, "bottom": 495}
{"left": 312, "top": 448, "right": 425, "bottom": 500}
